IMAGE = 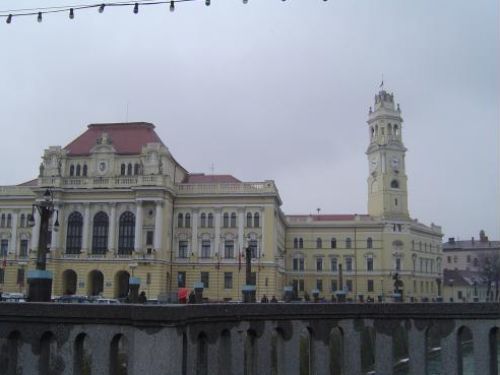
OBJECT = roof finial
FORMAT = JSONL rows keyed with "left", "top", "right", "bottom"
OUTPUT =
{"left": 379, "top": 74, "right": 384, "bottom": 91}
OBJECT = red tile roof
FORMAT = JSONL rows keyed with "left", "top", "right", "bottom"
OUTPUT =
{"left": 287, "top": 214, "right": 369, "bottom": 221}
{"left": 182, "top": 174, "right": 241, "bottom": 184}
{"left": 64, "top": 122, "right": 164, "bottom": 156}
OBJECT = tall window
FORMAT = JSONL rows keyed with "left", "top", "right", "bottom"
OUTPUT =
{"left": 395, "top": 258, "right": 401, "bottom": 271}
{"left": 207, "top": 213, "right": 214, "bottom": 228}
{"left": 346, "top": 280, "right": 353, "bottom": 292}
{"left": 20, "top": 214, "right": 25, "bottom": 228}
{"left": 230, "top": 213, "right": 236, "bottom": 228}
{"left": 0, "top": 269, "right": 4, "bottom": 284}
{"left": 223, "top": 213, "right": 229, "bottom": 228}
{"left": 367, "top": 257, "right": 374, "bottom": 271}
{"left": 127, "top": 163, "right": 132, "bottom": 175}
{"left": 331, "top": 280, "right": 338, "bottom": 292}
{"left": 185, "top": 213, "right": 191, "bottom": 228}
{"left": 66, "top": 212, "right": 83, "bottom": 254}
{"left": 6, "top": 214, "right": 11, "bottom": 228}
{"left": 367, "top": 237, "right": 373, "bottom": 249}
{"left": 345, "top": 238, "right": 352, "bottom": 249}
{"left": 200, "top": 213, "right": 206, "bottom": 228}
{"left": 224, "top": 272, "right": 233, "bottom": 289}
{"left": 293, "top": 257, "right": 304, "bottom": 271}
{"left": 316, "top": 258, "right": 323, "bottom": 271}
{"left": 224, "top": 240, "right": 234, "bottom": 259}
{"left": 316, "top": 279, "right": 323, "bottom": 291}
{"left": 17, "top": 268, "right": 25, "bottom": 286}
{"left": 19, "top": 239, "right": 28, "bottom": 257}
{"left": 70, "top": 165, "right": 75, "bottom": 176}
{"left": 249, "top": 240, "right": 258, "bottom": 258}
{"left": 367, "top": 280, "right": 374, "bottom": 292}
{"left": 82, "top": 165, "right": 88, "bottom": 176}
{"left": 299, "top": 238, "right": 304, "bottom": 249}
{"left": 346, "top": 257, "right": 353, "bottom": 272}
{"left": 121, "top": 164, "right": 126, "bottom": 175}
{"left": 330, "top": 258, "right": 338, "bottom": 272}
{"left": 177, "top": 272, "right": 186, "bottom": 288}
{"left": 201, "top": 240, "right": 211, "bottom": 258}
{"left": 0, "top": 240, "right": 8, "bottom": 256}
{"left": 200, "top": 272, "right": 209, "bottom": 288}
{"left": 118, "top": 211, "right": 135, "bottom": 254}
{"left": 178, "top": 241, "right": 188, "bottom": 258}
{"left": 293, "top": 238, "right": 298, "bottom": 249}
{"left": 177, "top": 213, "right": 183, "bottom": 228}
{"left": 134, "top": 163, "right": 140, "bottom": 175}
{"left": 92, "top": 211, "right": 109, "bottom": 254}
{"left": 0, "top": 214, "right": 4, "bottom": 228}
{"left": 246, "top": 213, "right": 252, "bottom": 228}
{"left": 253, "top": 213, "right": 260, "bottom": 228}
{"left": 316, "top": 238, "right": 322, "bottom": 249}
{"left": 76, "top": 164, "right": 81, "bottom": 176}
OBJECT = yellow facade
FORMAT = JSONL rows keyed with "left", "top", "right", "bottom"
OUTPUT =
{"left": 0, "top": 91, "right": 443, "bottom": 302}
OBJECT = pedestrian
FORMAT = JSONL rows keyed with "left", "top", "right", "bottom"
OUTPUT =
{"left": 261, "top": 294, "right": 269, "bottom": 303}
{"left": 138, "top": 291, "right": 147, "bottom": 304}
{"left": 270, "top": 295, "right": 278, "bottom": 303}
{"left": 188, "top": 291, "right": 196, "bottom": 304}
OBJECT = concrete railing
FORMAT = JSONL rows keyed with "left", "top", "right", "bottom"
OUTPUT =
{"left": 0, "top": 303, "right": 498, "bottom": 375}
{"left": 38, "top": 175, "right": 174, "bottom": 190}
{"left": 177, "top": 181, "right": 278, "bottom": 196}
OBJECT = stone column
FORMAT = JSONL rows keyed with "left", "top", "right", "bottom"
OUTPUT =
{"left": 81, "top": 203, "right": 90, "bottom": 253}
{"left": 214, "top": 209, "right": 221, "bottom": 258}
{"left": 154, "top": 200, "right": 164, "bottom": 251}
{"left": 255, "top": 322, "right": 273, "bottom": 375}
{"left": 280, "top": 322, "right": 300, "bottom": 375}
{"left": 31, "top": 209, "right": 41, "bottom": 252}
{"left": 311, "top": 337, "right": 330, "bottom": 375}
{"left": 408, "top": 322, "right": 426, "bottom": 375}
{"left": 230, "top": 326, "right": 245, "bottom": 375}
{"left": 206, "top": 340, "right": 219, "bottom": 374}
{"left": 10, "top": 211, "right": 18, "bottom": 255}
{"left": 375, "top": 330, "right": 393, "bottom": 375}
{"left": 108, "top": 203, "right": 116, "bottom": 254}
{"left": 134, "top": 201, "right": 143, "bottom": 252}
{"left": 341, "top": 320, "right": 362, "bottom": 375}
{"left": 472, "top": 322, "right": 492, "bottom": 375}
{"left": 440, "top": 328, "right": 459, "bottom": 375}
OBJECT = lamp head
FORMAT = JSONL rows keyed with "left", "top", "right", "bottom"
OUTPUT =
{"left": 27, "top": 214, "right": 35, "bottom": 227}
{"left": 43, "top": 189, "right": 51, "bottom": 202}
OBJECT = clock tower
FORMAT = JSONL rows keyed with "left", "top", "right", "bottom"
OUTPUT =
{"left": 366, "top": 89, "right": 409, "bottom": 219}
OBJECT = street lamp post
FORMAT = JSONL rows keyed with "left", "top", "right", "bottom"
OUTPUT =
{"left": 242, "top": 237, "right": 256, "bottom": 303}
{"left": 27, "top": 189, "right": 59, "bottom": 302}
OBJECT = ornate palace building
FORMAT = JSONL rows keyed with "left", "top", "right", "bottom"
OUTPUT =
{"left": 0, "top": 89, "right": 443, "bottom": 301}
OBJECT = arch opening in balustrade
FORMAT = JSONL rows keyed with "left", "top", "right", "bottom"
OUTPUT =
{"left": 88, "top": 270, "right": 104, "bottom": 296}
{"left": 62, "top": 269, "right": 78, "bottom": 295}
{"left": 244, "top": 329, "right": 258, "bottom": 375}
{"left": 457, "top": 326, "right": 474, "bottom": 375}
{"left": 114, "top": 271, "right": 130, "bottom": 299}
{"left": 425, "top": 325, "right": 442, "bottom": 375}
{"left": 219, "top": 330, "right": 231, "bottom": 375}
{"left": 40, "top": 331, "right": 57, "bottom": 375}
{"left": 392, "top": 324, "right": 409, "bottom": 373}
{"left": 361, "top": 326, "right": 375, "bottom": 374}
{"left": 110, "top": 334, "right": 128, "bottom": 375}
{"left": 329, "top": 326, "right": 344, "bottom": 375}
{"left": 6, "top": 331, "right": 21, "bottom": 375}
{"left": 490, "top": 327, "right": 499, "bottom": 375}
{"left": 74, "top": 332, "right": 92, "bottom": 375}
{"left": 299, "top": 327, "right": 312, "bottom": 375}
{"left": 197, "top": 332, "right": 208, "bottom": 375}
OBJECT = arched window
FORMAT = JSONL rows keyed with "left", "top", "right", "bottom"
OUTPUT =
{"left": 127, "top": 163, "right": 132, "bottom": 175}
{"left": 299, "top": 238, "right": 304, "bottom": 249}
{"left": 6, "top": 214, "right": 11, "bottom": 228}
{"left": 118, "top": 212, "right": 135, "bottom": 254}
{"left": 346, "top": 238, "right": 352, "bottom": 249}
{"left": 70, "top": 165, "right": 75, "bottom": 176}
{"left": 185, "top": 213, "right": 191, "bottom": 228}
{"left": 76, "top": 164, "right": 81, "bottom": 176}
{"left": 207, "top": 213, "right": 214, "bottom": 228}
{"left": 253, "top": 213, "right": 260, "bottom": 228}
{"left": 293, "top": 238, "right": 298, "bottom": 249}
{"left": 92, "top": 211, "right": 109, "bottom": 254}
{"left": 316, "top": 238, "right": 322, "bottom": 249}
{"left": 0, "top": 214, "right": 5, "bottom": 228}
{"left": 331, "top": 238, "right": 337, "bottom": 249}
{"left": 120, "top": 164, "right": 126, "bottom": 176}
{"left": 391, "top": 180, "right": 399, "bottom": 188}
{"left": 230, "top": 213, "right": 237, "bottom": 228}
{"left": 388, "top": 123, "right": 392, "bottom": 135}
{"left": 367, "top": 237, "right": 373, "bottom": 249}
{"left": 134, "top": 163, "right": 140, "bottom": 175}
{"left": 394, "top": 124, "right": 399, "bottom": 136}
{"left": 66, "top": 212, "right": 83, "bottom": 254}
{"left": 223, "top": 213, "right": 229, "bottom": 228}
{"left": 371, "top": 127, "right": 374, "bottom": 139}
{"left": 247, "top": 213, "right": 252, "bottom": 228}
{"left": 82, "top": 165, "right": 88, "bottom": 177}
{"left": 200, "top": 213, "right": 206, "bottom": 228}
{"left": 20, "top": 214, "right": 25, "bottom": 228}
{"left": 177, "top": 213, "right": 183, "bottom": 228}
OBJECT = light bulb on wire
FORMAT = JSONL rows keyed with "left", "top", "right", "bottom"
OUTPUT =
{"left": 6, "top": 14, "right": 12, "bottom": 24}
{"left": 170, "top": 1, "right": 175, "bottom": 12}
{"left": 134, "top": 3, "right": 139, "bottom": 13}
{"left": 243, "top": 0, "right": 248, "bottom": 4}
{"left": 98, "top": 4, "right": 105, "bottom": 13}
{"left": 37, "top": 12, "right": 42, "bottom": 23}
{"left": 205, "top": 0, "right": 210, "bottom": 5}
{"left": 69, "top": 8, "right": 74, "bottom": 19}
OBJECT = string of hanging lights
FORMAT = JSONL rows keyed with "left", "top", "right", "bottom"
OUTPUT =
{"left": 0, "top": 0, "right": 328, "bottom": 24}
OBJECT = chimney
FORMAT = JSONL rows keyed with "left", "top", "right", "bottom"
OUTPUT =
{"left": 448, "top": 237, "right": 455, "bottom": 244}
{"left": 480, "top": 230, "right": 487, "bottom": 242}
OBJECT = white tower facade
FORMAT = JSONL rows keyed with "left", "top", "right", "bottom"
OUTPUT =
{"left": 366, "top": 90, "right": 409, "bottom": 219}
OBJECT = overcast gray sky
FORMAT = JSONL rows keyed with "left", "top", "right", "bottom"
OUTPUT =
{"left": 0, "top": 0, "right": 498, "bottom": 241}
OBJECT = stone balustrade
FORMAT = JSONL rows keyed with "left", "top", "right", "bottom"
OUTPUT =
{"left": 0, "top": 303, "right": 498, "bottom": 375}
{"left": 38, "top": 175, "right": 174, "bottom": 190}
{"left": 177, "top": 181, "right": 278, "bottom": 196}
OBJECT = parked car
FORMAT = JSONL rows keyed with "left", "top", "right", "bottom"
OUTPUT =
{"left": 95, "top": 298, "right": 120, "bottom": 304}
{"left": 54, "top": 295, "right": 91, "bottom": 304}
{"left": 1, "top": 292, "right": 26, "bottom": 303}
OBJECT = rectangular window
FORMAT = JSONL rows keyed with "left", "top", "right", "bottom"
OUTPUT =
{"left": 346, "top": 280, "right": 353, "bottom": 292}
{"left": 177, "top": 271, "right": 186, "bottom": 288}
{"left": 396, "top": 258, "right": 401, "bottom": 271}
{"left": 346, "top": 257, "right": 353, "bottom": 272}
{"left": 250, "top": 272, "right": 257, "bottom": 286}
{"left": 178, "top": 240, "right": 188, "bottom": 258}
{"left": 201, "top": 240, "right": 211, "bottom": 258}
{"left": 224, "top": 240, "right": 234, "bottom": 259}
{"left": 294, "top": 258, "right": 305, "bottom": 271}
{"left": 19, "top": 240, "right": 28, "bottom": 257}
{"left": 367, "top": 257, "right": 374, "bottom": 271}
{"left": 316, "top": 279, "right": 323, "bottom": 291}
{"left": 447, "top": 256, "right": 451, "bottom": 264}
{"left": 331, "top": 280, "right": 338, "bottom": 292}
{"left": 224, "top": 272, "right": 233, "bottom": 289}
{"left": 146, "top": 231, "right": 154, "bottom": 246}
{"left": 316, "top": 258, "right": 323, "bottom": 272}
{"left": 331, "top": 258, "right": 338, "bottom": 272}
{"left": 367, "top": 279, "right": 374, "bottom": 292}
{"left": 299, "top": 279, "right": 304, "bottom": 292}
{"left": 467, "top": 255, "right": 471, "bottom": 263}
{"left": 0, "top": 240, "right": 8, "bottom": 256}
{"left": 201, "top": 272, "right": 209, "bottom": 288}
{"left": 17, "top": 268, "right": 25, "bottom": 286}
